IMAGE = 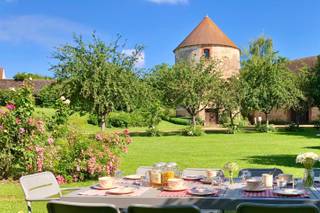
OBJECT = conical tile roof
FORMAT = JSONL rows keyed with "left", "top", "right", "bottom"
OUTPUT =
{"left": 174, "top": 16, "right": 238, "bottom": 52}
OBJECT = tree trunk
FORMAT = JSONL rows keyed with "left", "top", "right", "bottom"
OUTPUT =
{"left": 191, "top": 115, "right": 196, "bottom": 127}
{"left": 229, "top": 111, "right": 234, "bottom": 127}
{"left": 265, "top": 112, "right": 269, "bottom": 126}
{"left": 100, "top": 113, "right": 107, "bottom": 131}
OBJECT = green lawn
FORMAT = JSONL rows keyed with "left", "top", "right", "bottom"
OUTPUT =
{"left": 1, "top": 108, "right": 320, "bottom": 212}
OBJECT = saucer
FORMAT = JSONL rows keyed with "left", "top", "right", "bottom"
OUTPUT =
{"left": 91, "top": 184, "right": 117, "bottom": 190}
{"left": 187, "top": 187, "right": 218, "bottom": 196}
{"left": 163, "top": 186, "right": 187, "bottom": 192}
{"left": 106, "top": 187, "right": 136, "bottom": 195}
{"left": 273, "top": 189, "right": 305, "bottom": 196}
{"left": 243, "top": 186, "right": 266, "bottom": 192}
{"left": 200, "top": 178, "right": 212, "bottom": 184}
{"left": 182, "top": 175, "right": 203, "bottom": 181}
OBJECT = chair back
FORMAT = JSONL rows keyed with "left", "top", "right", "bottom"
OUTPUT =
{"left": 313, "top": 168, "right": 320, "bottom": 177}
{"left": 47, "top": 201, "right": 119, "bottom": 213}
{"left": 182, "top": 168, "right": 224, "bottom": 177}
{"left": 20, "top": 171, "right": 61, "bottom": 201}
{"left": 238, "top": 168, "right": 283, "bottom": 178}
{"left": 128, "top": 205, "right": 201, "bottom": 213}
{"left": 236, "top": 203, "right": 319, "bottom": 213}
{"left": 136, "top": 166, "right": 152, "bottom": 176}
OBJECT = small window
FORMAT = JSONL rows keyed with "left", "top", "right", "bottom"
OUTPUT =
{"left": 203, "top": 49, "right": 210, "bottom": 59}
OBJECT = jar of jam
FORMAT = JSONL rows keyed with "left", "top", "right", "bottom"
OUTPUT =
{"left": 161, "top": 163, "right": 176, "bottom": 186}
{"left": 149, "top": 163, "right": 163, "bottom": 187}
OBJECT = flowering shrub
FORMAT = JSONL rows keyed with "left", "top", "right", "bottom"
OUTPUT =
{"left": 54, "top": 129, "right": 132, "bottom": 182}
{"left": 0, "top": 81, "right": 50, "bottom": 179}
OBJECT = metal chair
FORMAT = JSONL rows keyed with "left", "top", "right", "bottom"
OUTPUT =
{"left": 136, "top": 166, "right": 152, "bottom": 176}
{"left": 238, "top": 168, "right": 283, "bottom": 178}
{"left": 20, "top": 171, "right": 78, "bottom": 213}
{"left": 182, "top": 168, "right": 224, "bottom": 177}
{"left": 236, "top": 203, "right": 319, "bottom": 213}
{"left": 128, "top": 205, "right": 201, "bottom": 213}
{"left": 47, "top": 200, "right": 119, "bottom": 213}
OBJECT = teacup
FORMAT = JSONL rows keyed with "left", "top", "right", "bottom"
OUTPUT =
{"left": 99, "top": 176, "right": 114, "bottom": 188}
{"left": 262, "top": 174, "right": 273, "bottom": 188}
{"left": 207, "top": 170, "right": 219, "bottom": 179}
{"left": 246, "top": 178, "right": 262, "bottom": 190}
{"left": 277, "top": 174, "right": 293, "bottom": 183}
{"left": 167, "top": 178, "right": 184, "bottom": 189}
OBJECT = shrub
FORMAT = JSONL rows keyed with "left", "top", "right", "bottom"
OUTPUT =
{"left": 255, "top": 124, "right": 276, "bottom": 132}
{"left": 224, "top": 124, "right": 240, "bottom": 134}
{"left": 164, "top": 117, "right": 190, "bottom": 125}
{"left": 286, "top": 122, "right": 300, "bottom": 132}
{"left": 182, "top": 125, "right": 204, "bottom": 136}
{"left": 54, "top": 129, "right": 132, "bottom": 182}
{"left": 146, "top": 126, "right": 161, "bottom": 137}
{"left": 0, "top": 89, "right": 14, "bottom": 106}
{"left": 87, "top": 113, "right": 100, "bottom": 126}
{"left": 314, "top": 120, "right": 320, "bottom": 130}
{"left": 37, "top": 83, "right": 61, "bottom": 107}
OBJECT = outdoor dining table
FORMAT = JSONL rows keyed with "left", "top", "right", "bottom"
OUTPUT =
{"left": 60, "top": 178, "right": 320, "bottom": 211}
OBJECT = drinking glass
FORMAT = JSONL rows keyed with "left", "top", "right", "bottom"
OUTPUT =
{"left": 240, "top": 170, "right": 251, "bottom": 184}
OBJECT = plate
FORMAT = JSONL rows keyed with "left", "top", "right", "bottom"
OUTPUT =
{"left": 187, "top": 187, "right": 219, "bottom": 196}
{"left": 182, "top": 175, "right": 203, "bottom": 181}
{"left": 163, "top": 186, "right": 187, "bottom": 192}
{"left": 273, "top": 189, "right": 305, "bottom": 196}
{"left": 124, "top": 174, "right": 141, "bottom": 180}
{"left": 200, "top": 178, "right": 212, "bottom": 184}
{"left": 106, "top": 187, "right": 136, "bottom": 195}
{"left": 243, "top": 187, "right": 266, "bottom": 192}
{"left": 91, "top": 184, "right": 117, "bottom": 190}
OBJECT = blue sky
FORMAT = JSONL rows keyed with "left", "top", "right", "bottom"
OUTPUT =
{"left": 0, "top": 0, "right": 319, "bottom": 78}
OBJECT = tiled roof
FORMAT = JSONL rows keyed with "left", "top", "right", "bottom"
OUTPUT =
{"left": 174, "top": 16, "right": 238, "bottom": 52}
{"left": 0, "top": 79, "right": 54, "bottom": 93}
{"left": 288, "top": 56, "right": 318, "bottom": 72}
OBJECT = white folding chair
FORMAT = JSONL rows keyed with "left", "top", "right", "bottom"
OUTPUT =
{"left": 20, "top": 171, "right": 78, "bottom": 213}
{"left": 136, "top": 166, "right": 152, "bottom": 176}
{"left": 182, "top": 168, "right": 224, "bottom": 177}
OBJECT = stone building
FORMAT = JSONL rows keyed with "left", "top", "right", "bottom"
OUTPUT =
{"left": 174, "top": 16, "right": 240, "bottom": 126}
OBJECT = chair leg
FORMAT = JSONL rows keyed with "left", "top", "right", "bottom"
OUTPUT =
{"left": 27, "top": 201, "right": 32, "bottom": 213}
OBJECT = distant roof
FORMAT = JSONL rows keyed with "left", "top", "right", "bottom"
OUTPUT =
{"left": 288, "top": 56, "right": 318, "bottom": 72}
{"left": 0, "top": 79, "right": 54, "bottom": 93}
{"left": 174, "top": 16, "right": 238, "bottom": 52}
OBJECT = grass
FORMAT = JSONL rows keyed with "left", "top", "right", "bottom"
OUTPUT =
{"left": 2, "top": 108, "right": 320, "bottom": 212}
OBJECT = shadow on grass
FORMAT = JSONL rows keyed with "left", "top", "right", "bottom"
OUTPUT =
{"left": 276, "top": 127, "right": 320, "bottom": 139}
{"left": 244, "top": 154, "right": 303, "bottom": 168}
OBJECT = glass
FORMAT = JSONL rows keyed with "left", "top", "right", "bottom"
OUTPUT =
{"left": 240, "top": 170, "right": 251, "bottom": 184}
{"left": 276, "top": 179, "right": 287, "bottom": 189}
{"left": 303, "top": 169, "right": 314, "bottom": 188}
{"left": 162, "top": 163, "right": 175, "bottom": 186}
{"left": 149, "top": 163, "right": 163, "bottom": 187}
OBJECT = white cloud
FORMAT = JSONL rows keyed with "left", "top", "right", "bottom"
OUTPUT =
{"left": 147, "top": 0, "right": 189, "bottom": 5}
{"left": 122, "top": 49, "right": 145, "bottom": 68}
{"left": 0, "top": 15, "right": 90, "bottom": 47}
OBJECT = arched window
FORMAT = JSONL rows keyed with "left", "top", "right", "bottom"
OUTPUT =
{"left": 203, "top": 48, "right": 210, "bottom": 59}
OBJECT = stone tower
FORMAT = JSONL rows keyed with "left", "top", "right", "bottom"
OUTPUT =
{"left": 174, "top": 16, "right": 240, "bottom": 79}
{"left": 174, "top": 16, "right": 240, "bottom": 125}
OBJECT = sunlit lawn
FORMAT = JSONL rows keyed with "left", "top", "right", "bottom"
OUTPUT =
{"left": 2, "top": 108, "right": 320, "bottom": 213}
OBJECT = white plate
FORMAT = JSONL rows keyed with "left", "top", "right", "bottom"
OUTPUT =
{"left": 243, "top": 187, "right": 266, "bottom": 192}
{"left": 91, "top": 184, "right": 117, "bottom": 190}
{"left": 183, "top": 175, "right": 203, "bottom": 180}
{"left": 106, "top": 187, "right": 136, "bottom": 195}
{"left": 124, "top": 175, "right": 141, "bottom": 180}
{"left": 273, "top": 189, "right": 305, "bottom": 196}
{"left": 187, "top": 187, "right": 218, "bottom": 196}
{"left": 163, "top": 186, "right": 187, "bottom": 192}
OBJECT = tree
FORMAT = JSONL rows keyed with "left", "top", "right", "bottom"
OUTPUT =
{"left": 13, "top": 72, "right": 52, "bottom": 81}
{"left": 216, "top": 76, "right": 244, "bottom": 131}
{"left": 149, "top": 58, "right": 222, "bottom": 127}
{"left": 241, "top": 36, "right": 302, "bottom": 125}
{"left": 310, "top": 56, "right": 320, "bottom": 108}
{"left": 51, "top": 34, "right": 143, "bottom": 131}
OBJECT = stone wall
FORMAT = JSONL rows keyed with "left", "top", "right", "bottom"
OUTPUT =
{"left": 174, "top": 44, "right": 240, "bottom": 79}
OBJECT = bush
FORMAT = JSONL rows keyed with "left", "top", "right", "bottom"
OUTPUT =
{"left": 286, "top": 122, "right": 300, "bottom": 132}
{"left": 87, "top": 111, "right": 147, "bottom": 128}
{"left": 164, "top": 117, "right": 190, "bottom": 125}
{"left": 146, "top": 126, "right": 161, "bottom": 137}
{"left": 224, "top": 124, "right": 240, "bottom": 134}
{"left": 182, "top": 125, "right": 204, "bottom": 136}
{"left": 0, "top": 89, "right": 14, "bottom": 106}
{"left": 37, "top": 83, "right": 62, "bottom": 107}
{"left": 255, "top": 124, "right": 276, "bottom": 132}
{"left": 314, "top": 120, "right": 320, "bottom": 130}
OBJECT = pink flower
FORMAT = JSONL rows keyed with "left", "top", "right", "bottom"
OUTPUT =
{"left": 35, "top": 120, "right": 45, "bottom": 133}
{"left": 16, "top": 118, "right": 21, "bottom": 124}
{"left": 5, "top": 103, "right": 15, "bottom": 111}
{"left": 19, "top": 128, "right": 25, "bottom": 134}
{"left": 0, "top": 125, "right": 3, "bottom": 130}
{"left": 95, "top": 133, "right": 103, "bottom": 141}
{"left": 87, "top": 157, "right": 96, "bottom": 175}
{"left": 35, "top": 146, "right": 44, "bottom": 172}
{"left": 56, "top": 175, "right": 66, "bottom": 184}
{"left": 123, "top": 129, "right": 129, "bottom": 136}
{"left": 0, "top": 110, "right": 5, "bottom": 116}
{"left": 47, "top": 137, "right": 54, "bottom": 145}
